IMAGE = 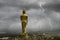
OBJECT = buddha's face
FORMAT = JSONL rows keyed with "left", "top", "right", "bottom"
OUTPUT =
{"left": 23, "top": 10, "right": 25, "bottom": 14}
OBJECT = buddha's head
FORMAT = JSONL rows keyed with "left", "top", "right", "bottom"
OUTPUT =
{"left": 22, "top": 8, "right": 26, "bottom": 14}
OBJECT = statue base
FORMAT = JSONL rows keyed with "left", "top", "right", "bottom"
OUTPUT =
{"left": 21, "top": 33, "right": 29, "bottom": 39}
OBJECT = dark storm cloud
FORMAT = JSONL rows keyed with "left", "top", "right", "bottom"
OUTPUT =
{"left": 18, "top": 4, "right": 40, "bottom": 10}
{"left": 43, "top": 0, "right": 60, "bottom": 12}
{"left": 0, "top": 0, "right": 40, "bottom": 10}
{"left": 43, "top": 3, "right": 60, "bottom": 12}
{"left": 0, "top": 3, "right": 5, "bottom": 8}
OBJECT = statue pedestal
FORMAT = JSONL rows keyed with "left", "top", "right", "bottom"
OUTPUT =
{"left": 21, "top": 33, "right": 29, "bottom": 40}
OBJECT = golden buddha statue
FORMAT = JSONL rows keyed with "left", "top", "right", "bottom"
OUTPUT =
{"left": 20, "top": 8, "right": 28, "bottom": 38}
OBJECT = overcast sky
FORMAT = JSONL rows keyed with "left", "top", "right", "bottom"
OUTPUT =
{"left": 0, "top": 0, "right": 60, "bottom": 34}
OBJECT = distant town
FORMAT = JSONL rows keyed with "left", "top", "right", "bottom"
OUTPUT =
{"left": 0, "top": 32, "right": 60, "bottom": 40}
